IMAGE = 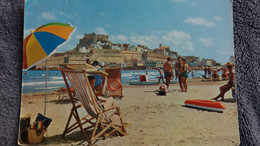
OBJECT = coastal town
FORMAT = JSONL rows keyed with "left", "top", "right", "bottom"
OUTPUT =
{"left": 35, "top": 33, "right": 233, "bottom": 70}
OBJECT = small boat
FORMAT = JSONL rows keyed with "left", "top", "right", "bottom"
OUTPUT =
{"left": 126, "top": 80, "right": 178, "bottom": 85}
{"left": 126, "top": 80, "right": 158, "bottom": 85}
{"left": 184, "top": 99, "right": 225, "bottom": 112}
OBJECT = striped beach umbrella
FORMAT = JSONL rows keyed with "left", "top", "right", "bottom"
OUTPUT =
{"left": 22, "top": 22, "right": 75, "bottom": 115}
{"left": 23, "top": 22, "right": 75, "bottom": 70}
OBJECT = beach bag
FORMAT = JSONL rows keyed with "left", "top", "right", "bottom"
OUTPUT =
{"left": 27, "top": 128, "right": 46, "bottom": 144}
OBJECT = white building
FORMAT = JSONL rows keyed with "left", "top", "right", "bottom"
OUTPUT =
{"left": 79, "top": 47, "right": 88, "bottom": 53}
{"left": 112, "top": 45, "right": 121, "bottom": 50}
{"left": 201, "top": 59, "right": 212, "bottom": 66}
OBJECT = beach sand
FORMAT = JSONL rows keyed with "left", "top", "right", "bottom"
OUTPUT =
{"left": 20, "top": 78, "right": 240, "bottom": 146}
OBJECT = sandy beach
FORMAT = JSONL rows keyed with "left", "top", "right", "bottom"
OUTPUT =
{"left": 20, "top": 78, "right": 240, "bottom": 146}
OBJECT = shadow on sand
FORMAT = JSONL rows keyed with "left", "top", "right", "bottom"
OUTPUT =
{"left": 220, "top": 98, "right": 237, "bottom": 103}
{"left": 41, "top": 128, "right": 119, "bottom": 145}
{"left": 182, "top": 105, "right": 224, "bottom": 113}
{"left": 47, "top": 99, "right": 80, "bottom": 104}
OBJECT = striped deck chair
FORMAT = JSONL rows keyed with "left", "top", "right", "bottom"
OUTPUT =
{"left": 61, "top": 68, "right": 127, "bottom": 144}
{"left": 104, "top": 67, "right": 124, "bottom": 98}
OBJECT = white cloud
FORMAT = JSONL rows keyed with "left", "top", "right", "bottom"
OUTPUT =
{"left": 213, "top": 16, "right": 222, "bottom": 21}
{"left": 198, "top": 37, "right": 213, "bottom": 47}
{"left": 76, "top": 34, "right": 83, "bottom": 39}
{"left": 94, "top": 27, "right": 107, "bottom": 35}
{"left": 25, "top": 0, "right": 27, "bottom": 2}
{"left": 41, "top": 12, "right": 56, "bottom": 20}
{"left": 110, "top": 34, "right": 128, "bottom": 42}
{"left": 184, "top": 17, "right": 216, "bottom": 27}
{"left": 220, "top": 51, "right": 233, "bottom": 55}
{"left": 162, "top": 30, "right": 195, "bottom": 51}
{"left": 185, "top": 41, "right": 195, "bottom": 51}
{"left": 117, "top": 35, "right": 128, "bottom": 41}
{"left": 130, "top": 34, "right": 160, "bottom": 49}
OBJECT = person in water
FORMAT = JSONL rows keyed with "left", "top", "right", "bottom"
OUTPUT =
{"left": 212, "top": 62, "right": 235, "bottom": 101}
{"left": 221, "top": 67, "right": 228, "bottom": 80}
{"left": 204, "top": 66, "right": 207, "bottom": 77}
{"left": 212, "top": 70, "right": 220, "bottom": 81}
{"left": 157, "top": 68, "right": 165, "bottom": 84}
{"left": 180, "top": 59, "right": 191, "bottom": 92}
{"left": 163, "top": 57, "right": 174, "bottom": 90}
{"left": 207, "top": 66, "right": 212, "bottom": 77}
{"left": 88, "top": 76, "right": 115, "bottom": 109}
{"left": 145, "top": 70, "right": 150, "bottom": 81}
{"left": 175, "top": 56, "right": 183, "bottom": 91}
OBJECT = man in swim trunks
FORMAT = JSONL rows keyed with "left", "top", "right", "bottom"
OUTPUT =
{"left": 212, "top": 62, "right": 235, "bottom": 101}
{"left": 175, "top": 56, "right": 183, "bottom": 91}
{"left": 163, "top": 57, "right": 174, "bottom": 90}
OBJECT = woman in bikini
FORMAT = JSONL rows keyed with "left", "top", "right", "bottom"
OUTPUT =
{"left": 180, "top": 59, "right": 191, "bottom": 92}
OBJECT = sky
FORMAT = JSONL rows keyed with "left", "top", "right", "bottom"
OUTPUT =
{"left": 24, "top": 0, "right": 234, "bottom": 64}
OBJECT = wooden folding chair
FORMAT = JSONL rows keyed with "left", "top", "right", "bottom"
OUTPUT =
{"left": 57, "top": 87, "right": 76, "bottom": 102}
{"left": 104, "top": 67, "right": 124, "bottom": 98}
{"left": 61, "top": 68, "right": 127, "bottom": 144}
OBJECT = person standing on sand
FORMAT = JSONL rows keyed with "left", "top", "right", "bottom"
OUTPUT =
{"left": 175, "top": 56, "right": 183, "bottom": 91}
{"left": 163, "top": 57, "right": 174, "bottom": 90}
{"left": 180, "top": 59, "right": 191, "bottom": 92}
{"left": 212, "top": 62, "right": 235, "bottom": 101}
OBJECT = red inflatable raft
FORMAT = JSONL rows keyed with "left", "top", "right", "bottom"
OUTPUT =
{"left": 184, "top": 99, "right": 226, "bottom": 112}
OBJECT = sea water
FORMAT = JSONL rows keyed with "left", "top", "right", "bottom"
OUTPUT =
{"left": 22, "top": 70, "right": 219, "bottom": 94}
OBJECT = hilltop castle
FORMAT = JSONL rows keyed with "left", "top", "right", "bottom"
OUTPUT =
{"left": 35, "top": 33, "right": 219, "bottom": 70}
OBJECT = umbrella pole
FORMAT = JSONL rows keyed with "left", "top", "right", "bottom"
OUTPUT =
{"left": 44, "top": 59, "right": 48, "bottom": 115}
